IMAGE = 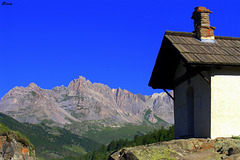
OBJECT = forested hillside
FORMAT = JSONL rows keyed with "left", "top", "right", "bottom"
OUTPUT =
{"left": 0, "top": 113, "right": 101, "bottom": 159}
{"left": 78, "top": 126, "right": 174, "bottom": 160}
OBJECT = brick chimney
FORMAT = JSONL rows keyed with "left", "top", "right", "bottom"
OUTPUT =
{"left": 191, "top": 7, "right": 216, "bottom": 42}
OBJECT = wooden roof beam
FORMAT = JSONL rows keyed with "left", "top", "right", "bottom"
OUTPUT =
{"left": 163, "top": 89, "right": 174, "bottom": 101}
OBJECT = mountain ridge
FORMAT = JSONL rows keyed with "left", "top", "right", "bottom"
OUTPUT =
{"left": 0, "top": 76, "right": 174, "bottom": 128}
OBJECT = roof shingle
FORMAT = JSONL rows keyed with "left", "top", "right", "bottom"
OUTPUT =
{"left": 149, "top": 31, "right": 240, "bottom": 89}
{"left": 165, "top": 31, "right": 240, "bottom": 65}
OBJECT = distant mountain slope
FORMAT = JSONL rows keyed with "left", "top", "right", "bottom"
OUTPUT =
{"left": 0, "top": 76, "right": 173, "bottom": 127}
{"left": 0, "top": 112, "right": 101, "bottom": 159}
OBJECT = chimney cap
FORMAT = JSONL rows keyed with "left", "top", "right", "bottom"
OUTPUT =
{"left": 194, "top": 6, "right": 212, "bottom": 13}
{"left": 191, "top": 6, "right": 215, "bottom": 42}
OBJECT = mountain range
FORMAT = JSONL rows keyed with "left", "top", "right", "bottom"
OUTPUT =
{"left": 0, "top": 76, "right": 173, "bottom": 134}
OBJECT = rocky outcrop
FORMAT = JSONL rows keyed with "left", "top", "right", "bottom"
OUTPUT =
{"left": 109, "top": 138, "right": 240, "bottom": 160}
{"left": 0, "top": 136, "right": 36, "bottom": 160}
{"left": 0, "top": 76, "right": 173, "bottom": 127}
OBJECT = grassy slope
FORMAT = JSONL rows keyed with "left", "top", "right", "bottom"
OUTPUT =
{"left": 0, "top": 108, "right": 171, "bottom": 159}
{"left": 83, "top": 125, "right": 154, "bottom": 144}
{"left": 0, "top": 123, "right": 11, "bottom": 134}
{"left": 0, "top": 113, "right": 101, "bottom": 159}
{"left": 76, "top": 109, "right": 170, "bottom": 145}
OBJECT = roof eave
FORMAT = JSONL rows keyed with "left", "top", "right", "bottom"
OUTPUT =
{"left": 187, "top": 62, "right": 240, "bottom": 66}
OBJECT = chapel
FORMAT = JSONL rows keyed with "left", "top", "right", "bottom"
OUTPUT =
{"left": 149, "top": 7, "right": 240, "bottom": 139}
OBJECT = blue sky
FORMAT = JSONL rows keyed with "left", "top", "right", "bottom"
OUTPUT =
{"left": 1, "top": 0, "right": 240, "bottom": 98}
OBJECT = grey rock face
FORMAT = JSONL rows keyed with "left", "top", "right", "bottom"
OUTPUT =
{"left": 109, "top": 138, "right": 240, "bottom": 160}
{"left": 0, "top": 76, "right": 174, "bottom": 126}
{"left": 0, "top": 136, "right": 36, "bottom": 160}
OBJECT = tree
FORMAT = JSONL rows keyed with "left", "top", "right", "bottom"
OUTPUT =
{"left": 149, "top": 137, "right": 156, "bottom": 144}
{"left": 107, "top": 140, "right": 116, "bottom": 151}
{"left": 143, "top": 134, "right": 150, "bottom": 145}
{"left": 134, "top": 135, "right": 143, "bottom": 146}
{"left": 82, "top": 152, "right": 92, "bottom": 160}
{"left": 116, "top": 139, "right": 124, "bottom": 150}
{"left": 91, "top": 148, "right": 97, "bottom": 160}
{"left": 99, "top": 144, "right": 107, "bottom": 153}
{"left": 152, "top": 129, "right": 159, "bottom": 141}
{"left": 160, "top": 135, "right": 164, "bottom": 142}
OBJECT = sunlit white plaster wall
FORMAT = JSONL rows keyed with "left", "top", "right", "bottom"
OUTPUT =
{"left": 211, "top": 75, "right": 240, "bottom": 139}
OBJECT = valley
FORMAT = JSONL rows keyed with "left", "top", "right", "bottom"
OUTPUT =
{"left": 0, "top": 76, "right": 174, "bottom": 159}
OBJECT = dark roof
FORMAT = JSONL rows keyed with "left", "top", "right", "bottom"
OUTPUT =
{"left": 165, "top": 31, "right": 240, "bottom": 65}
{"left": 149, "top": 31, "right": 240, "bottom": 89}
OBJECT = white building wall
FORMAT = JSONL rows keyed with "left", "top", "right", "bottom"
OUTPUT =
{"left": 211, "top": 75, "right": 240, "bottom": 139}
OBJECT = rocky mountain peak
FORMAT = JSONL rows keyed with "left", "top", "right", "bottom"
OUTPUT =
{"left": 52, "top": 85, "right": 67, "bottom": 91}
{"left": 77, "top": 76, "right": 87, "bottom": 81}
{"left": 151, "top": 93, "right": 160, "bottom": 98}
{"left": 122, "top": 89, "right": 133, "bottom": 95}
{"left": 67, "top": 76, "right": 94, "bottom": 92}
{"left": 27, "top": 83, "right": 38, "bottom": 89}
{"left": 0, "top": 76, "right": 174, "bottom": 126}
